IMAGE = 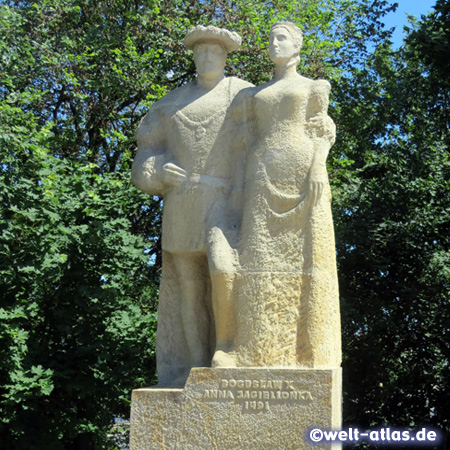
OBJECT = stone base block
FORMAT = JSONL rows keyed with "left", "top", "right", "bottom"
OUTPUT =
{"left": 130, "top": 367, "right": 341, "bottom": 449}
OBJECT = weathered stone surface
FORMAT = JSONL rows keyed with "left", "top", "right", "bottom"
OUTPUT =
{"left": 130, "top": 21, "right": 342, "bottom": 448}
{"left": 130, "top": 367, "right": 341, "bottom": 450}
{"left": 229, "top": 21, "right": 340, "bottom": 369}
{"left": 132, "top": 25, "right": 253, "bottom": 386}
{"left": 131, "top": 22, "right": 340, "bottom": 385}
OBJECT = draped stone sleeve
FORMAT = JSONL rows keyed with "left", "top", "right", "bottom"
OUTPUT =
{"left": 132, "top": 105, "right": 168, "bottom": 196}
{"left": 229, "top": 85, "right": 255, "bottom": 142}
{"left": 306, "top": 79, "right": 336, "bottom": 146}
{"left": 226, "top": 84, "right": 255, "bottom": 210}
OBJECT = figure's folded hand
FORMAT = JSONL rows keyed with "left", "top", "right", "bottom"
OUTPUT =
{"left": 162, "top": 162, "right": 187, "bottom": 187}
{"left": 307, "top": 116, "right": 336, "bottom": 142}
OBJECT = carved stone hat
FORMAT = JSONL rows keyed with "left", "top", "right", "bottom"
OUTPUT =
{"left": 184, "top": 25, "right": 242, "bottom": 52}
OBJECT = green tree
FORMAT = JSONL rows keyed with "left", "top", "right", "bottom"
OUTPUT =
{"left": 331, "top": 1, "right": 450, "bottom": 446}
{"left": 0, "top": 98, "right": 159, "bottom": 448}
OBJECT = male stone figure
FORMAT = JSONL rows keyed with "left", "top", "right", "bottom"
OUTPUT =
{"left": 132, "top": 26, "right": 252, "bottom": 387}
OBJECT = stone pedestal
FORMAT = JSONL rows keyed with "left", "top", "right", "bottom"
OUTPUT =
{"left": 130, "top": 367, "right": 341, "bottom": 449}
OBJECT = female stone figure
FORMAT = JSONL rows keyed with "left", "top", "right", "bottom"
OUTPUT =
{"left": 233, "top": 22, "right": 341, "bottom": 368}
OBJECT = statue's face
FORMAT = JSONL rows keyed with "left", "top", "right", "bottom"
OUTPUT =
{"left": 269, "top": 27, "right": 297, "bottom": 64}
{"left": 193, "top": 42, "right": 227, "bottom": 77}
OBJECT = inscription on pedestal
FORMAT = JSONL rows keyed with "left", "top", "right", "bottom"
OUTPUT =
{"left": 202, "top": 377, "right": 314, "bottom": 411}
{"left": 131, "top": 368, "right": 341, "bottom": 449}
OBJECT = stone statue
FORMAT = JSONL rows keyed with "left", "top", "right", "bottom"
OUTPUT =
{"left": 229, "top": 21, "right": 341, "bottom": 368}
{"left": 130, "top": 23, "right": 342, "bottom": 447}
{"left": 132, "top": 25, "right": 253, "bottom": 387}
{"left": 132, "top": 21, "right": 340, "bottom": 387}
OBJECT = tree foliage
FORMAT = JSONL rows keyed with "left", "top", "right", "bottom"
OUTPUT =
{"left": 332, "top": 1, "right": 450, "bottom": 446}
{"left": 1, "top": 0, "right": 449, "bottom": 448}
{"left": 0, "top": 96, "right": 159, "bottom": 448}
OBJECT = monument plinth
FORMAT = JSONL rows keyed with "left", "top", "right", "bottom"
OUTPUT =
{"left": 131, "top": 22, "right": 342, "bottom": 449}
{"left": 131, "top": 368, "right": 341, "bottom": 450}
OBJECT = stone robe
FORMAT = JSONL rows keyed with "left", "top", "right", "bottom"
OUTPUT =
{"left": 232, "top": 77, "right": 341, "bottom": 368}
{"left": 133, "top": 76, "right": 252, "bottom": 385}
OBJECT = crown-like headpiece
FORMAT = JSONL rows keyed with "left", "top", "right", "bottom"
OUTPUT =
{"left": 184, "top": 25, "right": 242, "bottom": 52}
